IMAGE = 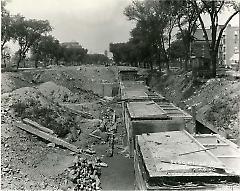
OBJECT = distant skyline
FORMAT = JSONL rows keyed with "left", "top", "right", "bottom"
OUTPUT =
{"left": 6, "top": 0, "right": 239, "bottom": 54}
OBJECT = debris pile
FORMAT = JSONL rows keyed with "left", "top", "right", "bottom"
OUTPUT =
{"left": 66, "top": 156, "right": 105, "bottom": 190}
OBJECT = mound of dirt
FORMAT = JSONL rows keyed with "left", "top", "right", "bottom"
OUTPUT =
{"left": 152, "top": 73, "right": 240, "bottom": 144}
{"left": 1, "top": 86, "right": 77, "bottom": 137}
{"left": 38, "top": 81, "right": 79, "bottom": 103}
{"left": 37, "top": 66, "right": 117, "bottom": 93}
{"left": 1, "top": 72, "right": 34, "bottom": 94}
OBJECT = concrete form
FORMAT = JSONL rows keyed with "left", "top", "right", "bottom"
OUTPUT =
{"left": 125, "top": 101, "right": 186, "bottom": 156}
{"left": 118, "top": 67, "right": 139, "bottom": 81}
{"left": 194, "top": 134, "right": 240, "bottom": 175}
{"left": 121, "top": 88, "right": 166, "bottom": 102}
{"left": 155, "top": 102, "right": 192, "bottom": 121}
{"left": 134, "top": 131, "right": 240, "bottom": 190}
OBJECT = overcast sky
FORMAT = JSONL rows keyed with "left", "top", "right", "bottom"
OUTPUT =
{"left": 6, "top": 0, "right": 239, "bottom": 54}
{"left": 6, "top": 0, "right": 135, "bottom": 54}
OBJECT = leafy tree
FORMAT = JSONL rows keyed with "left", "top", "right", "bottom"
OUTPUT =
{"left": 12, "top": 16, "right": 52, "bottom": 68}
{"left": 62, "top": 45, "right": 88, "bottom": 65}
{"left": 175, "top": 0, "right": 200, "bottom": 71}
{"left": 168, "top": 39, "right": 186, "bottom": 61}
{"left": 192, "top": 0, "right": 239, "bottom": 77}
{"left": 1, "top": 46, "right": 11, "bottom": 67}
{"left": 84, "top": 54, "right": 109, "bottom": 65}
{"left": 31, "top": 35, "right": 63, "bottom": 67}
{"left": 1, "top": 0, "right": 15, "bottom": 50}
{"left": 124, "top": 0, "right": 169, "bottom": 71}
{"left": 162, "top": 0, "right": 181, "bottom": 63}
{"left": 109, "top": 42, "right": 128, "bottom": 65}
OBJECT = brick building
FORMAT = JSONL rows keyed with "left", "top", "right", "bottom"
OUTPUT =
{"left": 192, "top": 24, "right": 239, "bottom": 69}
{"left": 219, "top": 24, "right": 239, "bottom": 68}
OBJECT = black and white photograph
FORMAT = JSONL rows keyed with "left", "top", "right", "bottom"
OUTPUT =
{"left": 1, "top": 0, "right": 240, "bottom": 190}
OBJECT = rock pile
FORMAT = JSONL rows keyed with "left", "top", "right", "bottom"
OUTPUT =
{"left": 66, "top": 156, "right": 104, "bottom": 190}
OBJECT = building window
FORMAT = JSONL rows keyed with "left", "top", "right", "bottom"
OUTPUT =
{"left": 223, "top": 54, "right": 226, "bottom": 60}
{"left": 222, "top": 34, "right": 226, "bottom": 44}
{"left": 235, "top": 31, "right": 238, "bottom": 44}
{"left": 223, "top": 46, "right": 226, "bottom": 52}
{"left": 234, "top": 47, "right": 238, "bottom": 53}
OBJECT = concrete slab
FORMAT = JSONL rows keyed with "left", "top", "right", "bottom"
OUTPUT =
{"left": 127, "top": 101, "right": 167, "bottom": 119}
{"left": 194, "top": 134, "right": 240, "bottom": 175}
{"left": 137, "top": 131, "right": 226, "bottom": 178}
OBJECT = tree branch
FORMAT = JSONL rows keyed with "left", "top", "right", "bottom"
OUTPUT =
{"left": 202, "top": 0, "right": 211, "bottom": 14}
{"left": 193, "top": 0, "right": 211, "bottom": 50}
{"left": 216, "top": 1, "right": 224, "bottom": 15}
{"left": 215, "top": 10, "right": 239, "bottom": 51}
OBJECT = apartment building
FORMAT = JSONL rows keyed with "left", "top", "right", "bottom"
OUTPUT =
{"left": 193, "top": 24, "right": 239, "bottom": 69}
{"left": 219, "top": 24, "right": 239, "bottom": 68}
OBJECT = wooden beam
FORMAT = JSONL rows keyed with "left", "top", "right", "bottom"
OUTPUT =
{"left": 23, "top": 118, "right": 54, "bottom": 134}
{"left": 14, "top": 121, "right": 80, "bottom": 153}
{"left": 89, "top": 133, "right": 102, "bottom": 140}
{"left": 217, "top": 156, "right": 240, "bottom": 158}
{"left": 179, "top": 146, "right": 217, "bottom": 156}
{"left": 60, "top": 104, "right": 93, "bottom": 119}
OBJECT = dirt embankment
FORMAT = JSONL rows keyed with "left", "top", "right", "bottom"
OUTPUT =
{"left": 151, "top": 71, "right": 240, "bottom": 144}
{"left": 1, "top": 65, "right": 134, "bottom": 190}
{"left": 1, "top": 66, "right": 118, "bottom": 95}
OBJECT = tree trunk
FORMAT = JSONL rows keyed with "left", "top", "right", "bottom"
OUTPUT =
{"left": 180, "top": 59, "right": 183, "bottom": 69}
{"left": 55, "top": 58, "right": 59, "bottom": 65}
{"left": 35, "top": 59, "right": 39, "bottom": 68}
{"left": 17, "top": 53, "right": 23, "bottom": 69}
{"left": 211, "top": 51, "right": 217, "bottom": 78}
{"left": 184, "top": 55, "right": 189, "bottom": 71}
{"left": 3, "top": 58, "right": 6, "bottom": 68}
{"left": 149, "top": 61, "right": 153, "bottom": 71}
{"left": 166, "top": 58, "right": 170, "bottom": 73}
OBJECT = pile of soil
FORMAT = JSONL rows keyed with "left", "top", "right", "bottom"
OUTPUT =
{"left": 152, "top": 71, "right": 240, "bottom": 144}
{"left": 1, "top": 65, "right": 117, "bottom": 101}
{"left": 1, "top": 72, "right": 34, "bottom": 94}
{"left": 1, "top": 85, "right": 77, "bottom": 137}
{"left": 38, "top": 81, "right": 79, "bottom": 103}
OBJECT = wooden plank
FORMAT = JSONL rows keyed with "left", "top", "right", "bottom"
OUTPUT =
{"left": 60, "top": 103, "right": 93, "bottom": 119}
{"left": 14, "top": 121, "right": 80, "bottom": 153}
{"left": 217, "top": 156, "right": 240, "bottom": 158}
{"left": 23, "top": 118, "right": 54, "bottom": 134}
{"left": 203, "top": 144, "right": 229, "bottom": 147}
{"left": 179, "top": 146, "right": 217, "bottom": 156}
